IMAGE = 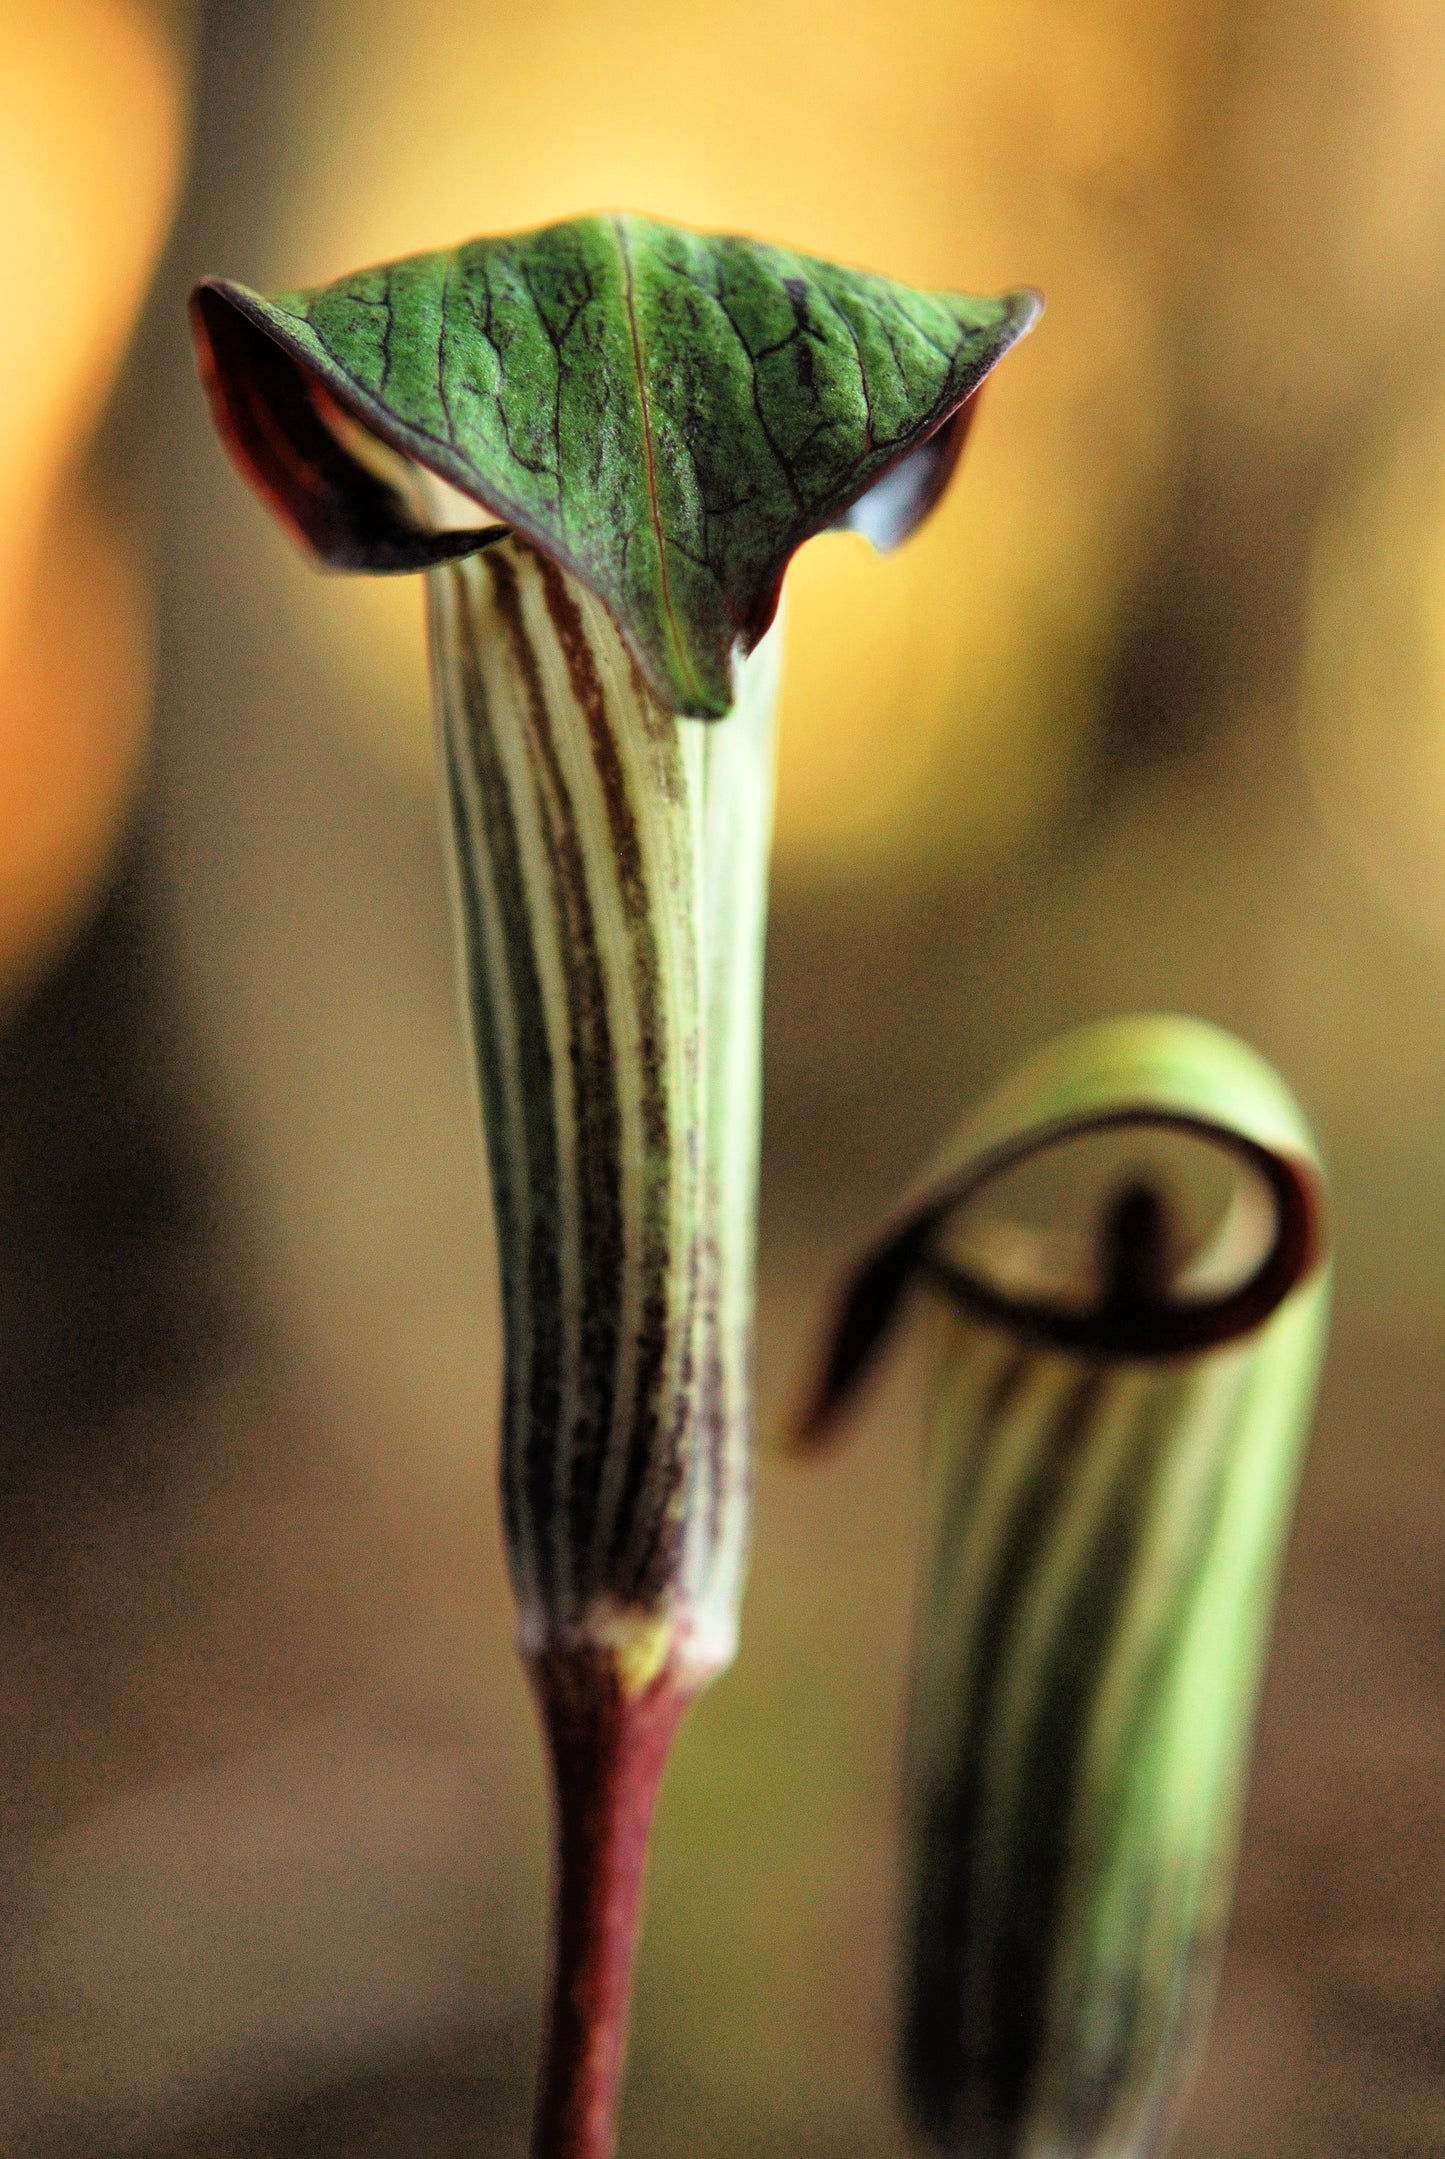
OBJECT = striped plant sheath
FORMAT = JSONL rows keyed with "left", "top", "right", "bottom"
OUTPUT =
{"left": 791, "top": 1016, "right": 1328, "bottom": 2159}
{"left": 428, "top": 534, "right": 779, "bottom": 2159}
{"left": 905, "top": 1286, "right": 1324, "bottom": 2158}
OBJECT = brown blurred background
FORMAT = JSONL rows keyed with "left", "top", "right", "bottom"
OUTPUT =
{"left": 2, "top": 1, "right": 1445, "bottom": 2151}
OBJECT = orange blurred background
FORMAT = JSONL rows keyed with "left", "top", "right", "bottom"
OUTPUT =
{"left": 0, "top": 1, "right": 186, "bottom": 996}
{"left": 3, "top": 3, "right": 1445, "bottom": 2154}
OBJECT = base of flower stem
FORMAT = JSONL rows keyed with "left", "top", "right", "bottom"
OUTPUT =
{"left": 527, "top": 1643, "right": 699, "bottom": 2159}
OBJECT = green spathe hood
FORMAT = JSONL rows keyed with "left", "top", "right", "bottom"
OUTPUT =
{"left": 190, "top": 211, "right": 1039, "bottom": 717}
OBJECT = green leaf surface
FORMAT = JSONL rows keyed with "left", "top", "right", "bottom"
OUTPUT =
{"left": 190, "top": 213, "right": 1039, "bottom": 715}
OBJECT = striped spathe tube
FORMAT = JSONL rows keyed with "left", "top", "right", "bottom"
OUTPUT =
{"left": 428, "top": 534, "right": 779, "bottom": 2159}
{"left": 791, "top": 1017, "right": 1330, "bottom": 2159}
{"left": 429, "top": 533, "right": 777, "bottom": 1691}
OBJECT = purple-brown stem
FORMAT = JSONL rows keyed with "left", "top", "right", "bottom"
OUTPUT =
{"left": 528, "top": 1645, "right": 697, "bottom": 2159}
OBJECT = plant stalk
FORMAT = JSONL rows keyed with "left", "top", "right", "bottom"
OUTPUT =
{"left": 529, "top": 1649, "right": 696, "bottom": 2159}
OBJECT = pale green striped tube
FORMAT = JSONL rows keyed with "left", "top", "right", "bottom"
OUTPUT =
{"left": 428, "top": 535, "right": 779, "bottom": 1693}
{"left": 794, "top": 1017, "right": 1329, "bottom": 2159}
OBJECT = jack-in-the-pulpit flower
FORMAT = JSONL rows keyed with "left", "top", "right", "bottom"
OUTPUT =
{"left": 189, "top": 214, "right": 1038, "bottom": 2159}
{"left": 793, "top": 1017, "right": 1329, "bottom": 2159}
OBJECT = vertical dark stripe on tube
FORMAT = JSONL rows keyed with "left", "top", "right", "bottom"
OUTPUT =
{"left": 982, "top": 1377, "right": 1178, "bottom": 2133}
{"left": 442, "top": 561, "right": 565, "bottom": 1605}
{"left": 534, "top": 552, "right": 677, "bottom": 1607}
{"left": 439, "top": 704, "right": 530, "bottom": 1559}
{"left": 488, "top": 547, "right": 627, "bottom": 1617}
{"left": 905, "top": 1365, "right": 1104, "bottom": 2153}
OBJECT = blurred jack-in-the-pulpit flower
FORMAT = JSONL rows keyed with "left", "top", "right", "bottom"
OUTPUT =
{"left": 189, "top": 213, "right": 1038, "bottom": 2159}
{"left": 792, "top": 1016, "right": 1330, "bottom": 2159}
